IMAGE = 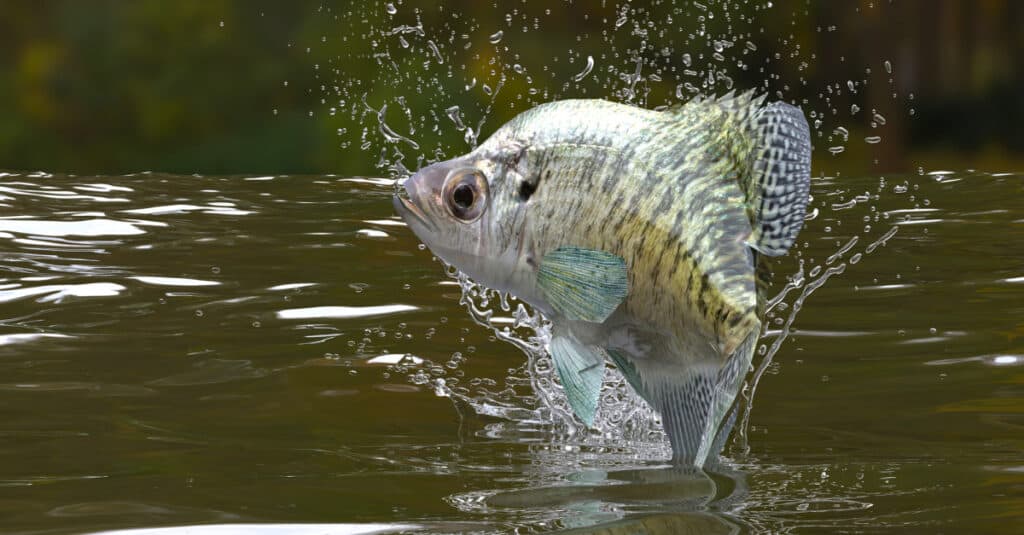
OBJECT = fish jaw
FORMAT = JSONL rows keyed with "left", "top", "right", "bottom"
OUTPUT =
{"left": 393, "top": 182, "right": 436, "bottom": 237}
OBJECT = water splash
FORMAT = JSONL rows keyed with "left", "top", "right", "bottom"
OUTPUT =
{"left": 312, "top": 1, "right": 930, "bottom": 460}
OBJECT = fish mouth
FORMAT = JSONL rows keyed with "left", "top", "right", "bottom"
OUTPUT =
{"left": 392, "top": 180, "right": 436, "bottom": 233}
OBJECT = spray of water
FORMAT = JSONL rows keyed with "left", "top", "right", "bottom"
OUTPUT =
{"left": 302, "top": 1, "right": 927, "bottom": 459}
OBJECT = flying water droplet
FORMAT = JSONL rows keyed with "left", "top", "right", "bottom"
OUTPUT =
{"left": 573, "top": 55, "right": 595, "bottom": 82}
{"left": 489, "top": 31, "right": 503, "bottom": 44}
{"left": 426, "top": 40, "right": 443, "bottom": 64}
{"left": 445, "top": 105, "right": 466, "bottom": 131}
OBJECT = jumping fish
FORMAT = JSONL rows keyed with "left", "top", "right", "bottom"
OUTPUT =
{"left": 393, "top": 92, "right": 811, "bottom": 466}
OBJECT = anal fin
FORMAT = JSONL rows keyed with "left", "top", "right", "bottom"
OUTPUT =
{"left": 605, "top": 333, "right": 757, "bottom": 467}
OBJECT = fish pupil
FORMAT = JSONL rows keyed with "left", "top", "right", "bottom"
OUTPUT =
{"left": 452, "top": 183, "right": 475, "bottom": 209}
{"left": 518, "top": 180, "right": 536, "bottom": 200}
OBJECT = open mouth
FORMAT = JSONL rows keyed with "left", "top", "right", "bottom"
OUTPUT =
{"left": 393, "top": 190, "right": 435, "bottom": 232}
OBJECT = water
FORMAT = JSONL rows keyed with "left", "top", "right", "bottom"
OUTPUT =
{"left": 0, "top": 170, "right": 1021, "bottom": 533}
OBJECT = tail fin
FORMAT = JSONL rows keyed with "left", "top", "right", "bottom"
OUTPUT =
{"left": 746, "top": 101, "right": 812, "bottom": 256}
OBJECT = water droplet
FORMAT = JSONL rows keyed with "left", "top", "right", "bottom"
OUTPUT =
{"left": 884, "top": 60, "right": 892, "bottom": 73}
{"left": 426, "top": 40, "right": 443, "bottom": 64}
{"left": 489, "top": 31, "right": 503, "bottom": 44}
{"left": 864, "top": 136, "right": 881, "bottom": 144}
{"left": 385, "top": 3, "right": 397, "bottom": 14}
{"left": 573, "top": 55, "right": 595, "bottom": 82}
{"left": 445, "top": 105, "right": 466, "bottom": 131}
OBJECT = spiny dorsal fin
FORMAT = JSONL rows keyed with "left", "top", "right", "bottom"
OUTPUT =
{"left": 663, "top": 90, "right": 765, "bottom": 119}
{"left": 747, "top": 101, "right": 812, "bottom": 256}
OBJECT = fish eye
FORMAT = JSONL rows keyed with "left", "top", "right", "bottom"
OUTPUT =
{"left": 442, "top": 167, "right": 488, "bottom": 223}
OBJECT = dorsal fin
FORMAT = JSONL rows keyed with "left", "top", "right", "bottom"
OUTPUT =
{"left": 666, "top": 92, "right": 811, "bottom": 257}
{"left": 746, "top": 101, "right": 812, "bottom": 256}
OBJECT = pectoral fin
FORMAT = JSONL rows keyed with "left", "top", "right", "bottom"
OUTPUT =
{"left": 551, "top": 333, "right": 606, "bottom": 426}
{"left": 537, "top": 247, "right": 628, "bottom": 323}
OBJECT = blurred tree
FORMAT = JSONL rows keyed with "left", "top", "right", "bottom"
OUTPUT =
{"left": 0, "top": 1, "right": 1019, "bottom": 176}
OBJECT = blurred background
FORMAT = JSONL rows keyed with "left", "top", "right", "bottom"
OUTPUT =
{"left": 0, "top": 0, "right": 1021, "bottom": 176}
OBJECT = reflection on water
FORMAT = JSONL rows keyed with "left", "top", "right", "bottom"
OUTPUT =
{"left": 0, "top": 171, "right": 1021, "bottom": 534}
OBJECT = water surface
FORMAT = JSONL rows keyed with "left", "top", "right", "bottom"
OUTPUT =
{"left": 0, "top": 171, "right": 1021, "bottom": 533}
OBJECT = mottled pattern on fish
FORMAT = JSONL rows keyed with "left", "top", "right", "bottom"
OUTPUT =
{"left": 477, "top": 94, "right": 765, "bottom": 358}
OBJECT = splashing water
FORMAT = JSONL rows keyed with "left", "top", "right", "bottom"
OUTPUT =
{"left": 299, "top": 1, "right": 928, "bottom": 461}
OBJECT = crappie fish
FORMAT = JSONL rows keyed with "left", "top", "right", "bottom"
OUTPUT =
{"left": 393, "top": 92, "right": 811, "bottom": 467}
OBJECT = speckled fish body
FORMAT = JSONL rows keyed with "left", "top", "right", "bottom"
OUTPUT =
{"left": 486, "top": 98, "right": 761, "bottom": 356}
{"left": 394, "top": 92, "right": 811, "bottom": 466}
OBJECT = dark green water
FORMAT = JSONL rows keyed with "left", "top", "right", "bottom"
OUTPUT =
{"left": 0, "top": 171, "right": 1020, "bottom": 534}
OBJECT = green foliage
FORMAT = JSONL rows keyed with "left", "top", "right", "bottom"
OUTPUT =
{"left": 0, "top": 1, "right": 1020, "bottom": 175}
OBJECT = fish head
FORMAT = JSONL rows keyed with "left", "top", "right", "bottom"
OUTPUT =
{"left": 393, "top": 149, "right": 535, "bottom": 295}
